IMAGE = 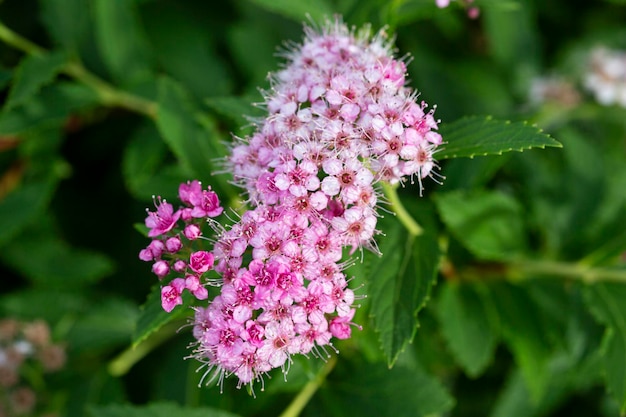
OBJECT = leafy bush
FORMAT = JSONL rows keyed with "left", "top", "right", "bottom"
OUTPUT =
{"left": 1, "top": 1, "right": 625, "bottom": 416}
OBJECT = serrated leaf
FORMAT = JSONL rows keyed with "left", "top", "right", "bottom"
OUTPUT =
{"left": 155, "top": 77, "right": 231, "bottom": 196}
{"left": 437, "top": 282, "right": 498, "bottom": 378}
{"left": 0, "top": 214, "right": 114, "bottom": 287}
{"left": 132, "top": 283, "right": 192, "bottom": 347}
{"left": 4, "top": 50, "right": 67, "bottom": 110}
{"left": 584, "top": 282, "right": 626, "bottom": 413}
{"left": 246, "top": 0, "right": 335, "bottom": 23}
{"left": 367, "top": 217, "right": 439, "bottom": 366}
{"left": 434, "top": 189, "right": 527, "bottom": 261}
{"left": 324, "top": 361, "right": 454, "bottom": 417}
{"left": 436, "top": 116, "right": 561, "bottom": 160}
{"left": 93, "top": 0, "right": 153, "bottom": 84}
{"left": 88, "top": 402, "right": 242, "bottom": 417}
{"left": 0, "top": 82, "right": 99, "bottom": 135}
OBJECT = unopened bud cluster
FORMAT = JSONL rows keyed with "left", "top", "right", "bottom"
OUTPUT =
{"left": 139, "top": 18, "right": 442, "bottom": 390}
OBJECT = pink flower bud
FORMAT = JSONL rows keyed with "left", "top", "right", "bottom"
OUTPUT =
{"left": 147, "top": 240, "right": 166, "bottom": 258}
{"left": 173, "top": 260, "right": 187, "bottom": 273}
{"left": 189, "top": 251, "right": 214, "bottom": 274}
{"left": 165, "top": 236, "right": 182, "bottom": 253}
{"left": 184, "top": 224, "right": 202, "bottom": 240}
{"left": 138, "top": 248, "right": 153, "bottom": 262}
{"left": 152, "top": 260, "right": 170, "bottom": 278}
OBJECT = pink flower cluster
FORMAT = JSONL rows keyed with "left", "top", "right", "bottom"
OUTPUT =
{"left": 139, "top": 19, "right": 443, "bottom": 390}
{"left": 139, "top": 182, "right": 223, "bottom": 312}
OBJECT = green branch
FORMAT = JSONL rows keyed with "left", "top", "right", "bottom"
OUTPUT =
{"left": 509, "top": 259, "right": 626, "bottom": 284}
{"left": 0, "top": 20, "right": 157, "bottom": 118}
{"left": 278, "top": 355, "right": 337, "bottom": 417}
{"left": 381, "top": 182, "right": 423, "bottom": 236}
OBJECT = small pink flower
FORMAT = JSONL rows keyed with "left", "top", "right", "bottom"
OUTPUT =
{"left": 189, "top": 251, "right": 214, "bottom": 274}
{"left": 190, "top": 187, "right": 224, "bottom": 218}
{"left": 185, "top": 274, "right": 208, "bottom": 300}
{"left": 161, "top": 278, "right": 185, "bottom": 312}
{"left": 179, "top": 180, "right": 203, "bottom": 205}
{"left": 145, "top": 197, "right": 181, "bottom": 237}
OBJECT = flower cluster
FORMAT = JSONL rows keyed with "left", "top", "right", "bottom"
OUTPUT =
{"left": 139, "top": 18, "right": 443, "bottom": 390}
{"left": 584, "top": 47, "right": 626, "bottom": 108}
{"left": 0, "top": 319, "right": 66, "bottom": 416}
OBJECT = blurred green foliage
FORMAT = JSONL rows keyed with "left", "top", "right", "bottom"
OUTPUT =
{"left": 0, "top": 0, "right": 625, "bottom": 416}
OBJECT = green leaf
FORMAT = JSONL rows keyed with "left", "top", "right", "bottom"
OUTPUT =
{"left": 0, "top": 82, "right": 99, "bottom": 135}
{"left": 88, "top": 402, "right": 242, "bottom": 417}
{"left": 4, "top": 50, "right": 67, "bottom": 110}
{"left": 39, "top": 0, "right": 91, "bottom": 51}
{"left": 67, "top": 298, "right": 138, "bottom": 354}
{"left": 0, "top": 175, "right": 60, "bottom": 247}
{"left": 204, "top": 96, "right": 265, "bottom": 133}
{"left": 367, "top": 217, "right": 440, "bottom": 366}
{"left": 434, "top": 189, "right": 527, "bottom": 261}
{"left": 93, "top": 0, "right": 154, "bottom": 84}
{"left": 324, "top": 361, "right": 454, "bottom": 417}
{"left": 584, "top": 282, "right": 626, "bottom": 413}
{"left": 132, "top": 283, "right": 192, "bottom": 347}
{"left": 140, "top": 3, "right": 233, "bottom": 97}
{"left": 0, "top": 288, "right": 88, "bottom": 322}
{"left": 155, "top": 77, "right": 230, "bottom": 193}
{"left": 489, "top": 283, "right": 553, "bottom": 402}
{"left": 437, "top": 282, "right": 499, "bottom": 378}
{"left": 246, "top": 0, "right": 335, "bottom": 23}
{"left": 436, "top": 116, "right": 561, "bottom": 160}
{"left": 0, "top": 66, "right": 12, "bottom": 90}
{"left": 0, "top": 215, "right": 114, "bottom": 288}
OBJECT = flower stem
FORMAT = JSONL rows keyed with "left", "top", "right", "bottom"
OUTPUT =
{"left": 107, "top": 321, "right": 182, "bottom": 377}
{"left": 509, "top": 259, "right": 626, "bottom": 284}
{"left": 381, "top": 182, "right": 423, "bottom": 236}
{"left": 0, "top": 20, "right": 157, "bottom": 118}
{"left": 278, "top": 355, "right": 337, "bottom": 417}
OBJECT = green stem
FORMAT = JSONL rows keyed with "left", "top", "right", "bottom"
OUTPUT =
{"left": 107, "top": 321, "right": 182, "bottom": 377}
{"left": 278, "top": 355, "right": 337, "bottom": 417}
{"left": 0, "top": 21, "right": 45, "bottom": 55}
{"left": 381, "top": 182, "right": 423, "bottom": 236}
{"left": 0, "top": 20, "right": 157, "bottom": 118}
{"left": 509, "top": 259, "right": 626, "bottom": 284}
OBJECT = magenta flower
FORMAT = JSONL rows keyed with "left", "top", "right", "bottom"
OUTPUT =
{"left": 161, "top": 278, "right": 185, "bottom": 312}
{"left": 145, "top": 198, "right": 181, "bottom": 237}
{"left": 189, "top": 251, "right": 214, "bottom": 274}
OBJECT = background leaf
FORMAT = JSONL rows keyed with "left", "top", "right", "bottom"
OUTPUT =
{"left": 88, "top": 402, "right": 242, "bottom": 417}
{"left": 437, "top": 282, "right": 499, "bottom": 377}
{"left": 584, "top": 282, "right": 626, "bottom": 413}
{"left": 434, "top": 189, "right": 527, "bottom": 261}
{"left": 4, "top": 50, "right": 67, "bottom": 109}
{"left": 367, "top": 217, "right": 440, "bottom": 366}
{"left": 93, "top": 0, "right": 154, "bottom": 85}
{"left": 437, "top": 116, "right": 561, "bottom": 160}
{"left": 245, "top": 0, "right": 335, "bottom": 23}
